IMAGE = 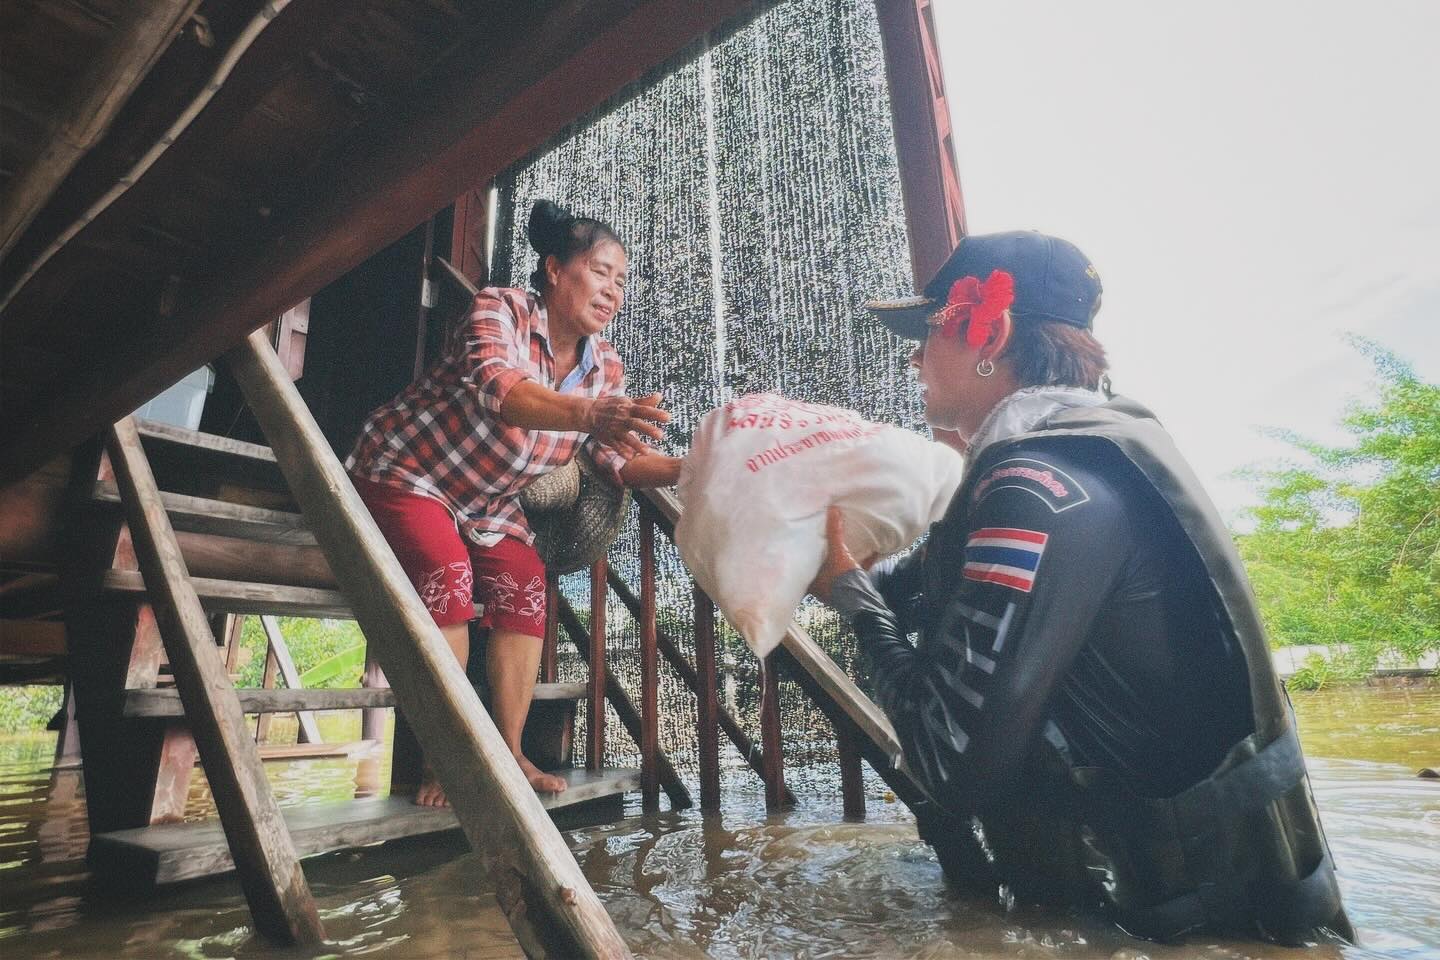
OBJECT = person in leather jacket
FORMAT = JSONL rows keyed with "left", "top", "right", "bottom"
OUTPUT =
{"left": 810, "top": 231, "right": 1353, "bottom": 946}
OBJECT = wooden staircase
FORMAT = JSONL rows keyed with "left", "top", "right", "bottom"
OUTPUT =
{"left": 77, "top": 417, "right": 644, "bottom": 889}
{"left": 59, "top": 331, "right": 646, "bottom": 957}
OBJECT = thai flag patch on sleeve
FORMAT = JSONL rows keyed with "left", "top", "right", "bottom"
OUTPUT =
{"left": 963, "top": 527, "right": 1049, "bottom": 592}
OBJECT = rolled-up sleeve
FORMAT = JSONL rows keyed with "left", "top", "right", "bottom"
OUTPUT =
{"left": 582, "top": 345, "right": 631, "bottom": 486}
{"left": 460, "top": 294, "right": 536, "bottom": 415}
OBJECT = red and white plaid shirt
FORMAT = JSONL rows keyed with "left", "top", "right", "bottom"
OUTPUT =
{"left": 346, "top": 287, "right": 630, "bottom": 547}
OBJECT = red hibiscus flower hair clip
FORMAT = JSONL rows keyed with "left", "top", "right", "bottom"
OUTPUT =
{"left": 931, "top": 270, "right": 1015, "bottom": 347}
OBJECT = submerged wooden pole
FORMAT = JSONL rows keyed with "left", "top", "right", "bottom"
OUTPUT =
{"left": 228, "top": 330, "right": 632, "bottom": 959}
{"left": 107, "top": 416, "right": 324, "bottom": 945}
{"left": 638, "top": 508, "right": 659, "bottom": 811}
{"left": 694, "top": 586, "right": 721, "bottom": 811}
{"left": 836, "top": 723, "right": 866, "bottom": 822}
{"left": 760, "top": 656, "right": 787, "bottom": 811}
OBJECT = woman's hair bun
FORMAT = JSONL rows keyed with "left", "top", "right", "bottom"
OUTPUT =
{"left": 528, "top": 199, "right": 572, "bottom": 257}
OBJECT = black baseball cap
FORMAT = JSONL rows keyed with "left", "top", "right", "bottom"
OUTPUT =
{"left": 868, "top": 231, "right": 1103, "bottom": 340}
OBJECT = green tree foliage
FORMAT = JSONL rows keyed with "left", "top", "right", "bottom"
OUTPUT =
{"left": 1237, "top": 338, "right": 1439, "bottom": 686}
{"left": 234, "top": 617, "right": 367, "bottom": 689}
{"left": 0, "top": 685, "right": 63, "bottom": 733}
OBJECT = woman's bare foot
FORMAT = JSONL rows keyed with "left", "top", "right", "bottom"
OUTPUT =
{"left": 414, "top": 766, "right": 449, "bottom": 807}
{"left": 517, "top": 754, "right": 568, "bottom": 793}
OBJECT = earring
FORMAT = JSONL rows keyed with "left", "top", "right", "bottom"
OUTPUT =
{"left": 976, "top": 358, "right": 995, "bottom": 378}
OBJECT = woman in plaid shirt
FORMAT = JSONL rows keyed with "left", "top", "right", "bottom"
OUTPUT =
{"left": 348, "top": 201, "right": 681, "bottom": 804}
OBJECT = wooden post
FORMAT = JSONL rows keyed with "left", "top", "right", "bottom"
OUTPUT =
{"left": 220, "top": 614, "right": 243, "bottom": 673}
{"left": 360, "top": 650, "right": 387, "bottom": 742}
{"left": 149, "top": 723, "right": 199, "bottom": 823}
{"left": 693, "top": 585, "right": 721, "bottom": 811}
{"left": 413, "top": 218, "right": 437, "bottom": 379}
{"left": 541, "top": 573, "right": 559, "bottom": 684}
{"left": 759, "top": 656, "right": 786, "bottom": 812}
{"left": 259, "top": 615, "right": 322, "bottom": 744}
{"left": 638, "top": 508, "right": 659, "bottom": 811}
{"left": 587, "top": 559, "right": 607, "bottom": 771}
{"left": 227, "top": 330, "right": 633, "bottom": 959}
{"left": 106, "top": 416, "right": 324, "bottom": 945}
{"left": 255, "top": 643, "right": 279, "bottom": 743}
{"left": 554, "top": 598, "right": 692, "bottom": 811}
{"left": 52, "top": 682, "right": 83, "bottom": 769}
{"left": 451, "top": 183, "right": 493, "bottom": 285}
{"left": 874, "top": 0, "right": 968, "bottom": 286}
{"left": 837, "top": 723, "right": 866, "bottom": 822}
{"left": 61, "top": 441, "right": 181, "bottom": 832}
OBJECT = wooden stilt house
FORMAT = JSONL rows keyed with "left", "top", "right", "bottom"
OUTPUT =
{"left": 1, "top": 1, "right": 965, "bottom": 955}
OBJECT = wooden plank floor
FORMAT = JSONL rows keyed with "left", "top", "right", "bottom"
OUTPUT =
{"left": 90, "top": 768, "right": 640, "bottom": 885}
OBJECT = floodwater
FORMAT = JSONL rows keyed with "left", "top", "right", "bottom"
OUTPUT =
{"left": 1, "top": 683, "right": 1436, "bottom": 960}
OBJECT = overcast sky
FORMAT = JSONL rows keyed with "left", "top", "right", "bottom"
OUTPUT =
{"left": 930, "top": 0, "right": 1440, "bottom": 518}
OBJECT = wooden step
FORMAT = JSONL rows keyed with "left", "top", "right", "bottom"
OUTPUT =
{"left": 103, "top": 570, "right": 351, "bottom": 618}
{"left": 92, "top": 481, "right": 316, "bottom": 546}
{"left": 135, "top": 419, "right": 277, "bottom": 463}
{"left": 89, "top": 767, "right": 641, "bottom": 885}
{"left": 123, "top": 682, "right": 589, "bottom": 718}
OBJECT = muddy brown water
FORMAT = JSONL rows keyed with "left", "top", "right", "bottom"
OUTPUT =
{"left": 1, "top": 683, "right": 1436, "bottom": 959}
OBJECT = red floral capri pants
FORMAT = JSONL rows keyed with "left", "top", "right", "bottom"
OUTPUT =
{"left": 353, "top": 477, "right": 547, "bottom": 638}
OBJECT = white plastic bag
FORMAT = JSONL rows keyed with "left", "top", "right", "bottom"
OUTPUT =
{"left": 676, "top": 393, "right": 964, "bottom": 657}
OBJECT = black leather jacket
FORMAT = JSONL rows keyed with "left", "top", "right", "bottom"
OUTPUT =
{"left": 850, "top": 399, "right": 1352, "bottom": 945}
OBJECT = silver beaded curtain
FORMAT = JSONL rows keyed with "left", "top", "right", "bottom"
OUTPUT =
{"left": 492, "top": 0, "right": 922, "bottom": 779}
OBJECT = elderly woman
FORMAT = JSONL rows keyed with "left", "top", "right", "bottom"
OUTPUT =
{"left": 810, "top": 232, "right": 1353, "bottom": 945}
{"left": 348, "top": 200, "right": 680, "bottom": 804}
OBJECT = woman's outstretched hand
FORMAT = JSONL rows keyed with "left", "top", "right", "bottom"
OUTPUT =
{"left": 586, "top": 392, "right": 670, "bottom": 459}
{"left": 809, "top": 506, "right": 863, "bottom": 603}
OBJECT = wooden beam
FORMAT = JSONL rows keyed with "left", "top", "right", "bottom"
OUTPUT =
{"left": 450, "top": 182, "right": 494, "bottom": 286}
{"left": 127, "top": 686, "right": 398, "bottom": 718}
{"left": 104, "top": 570, "right": 350, "bottom": 618}
{"left": 125, "top": 682, "right": 584, "bottom": 719}
{"left": 92, "top": 481, "right": 316, "bottom": 545}
{"left": 0, "top": 0, "right": 199, "bottom": 260}
{"left": 225, "top": 330, "right": 632, "bottom": 959}
{"left": 0, "top": 619, "right": 67, "bottom": 657}
{"left": 1, "top": 0, "right": 768, "bottom": 483}
{"left": 106, "top": 416, "right": 324, "bottom": 944}
{"left": 874, "top": 0, "right": 967, "bottom": 287}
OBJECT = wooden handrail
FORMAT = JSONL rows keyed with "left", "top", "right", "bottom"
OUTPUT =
{"left": 434, "top": 253, "right": 914, "bottom": 812}
{"left": 639, "top": 487, "right": 907, "bottom": 770}
{"left": 605, "top": 570, "right": 797, "bottom": 807}
{"left": 553, "top": 596, "right": 692, "bottom": 809}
